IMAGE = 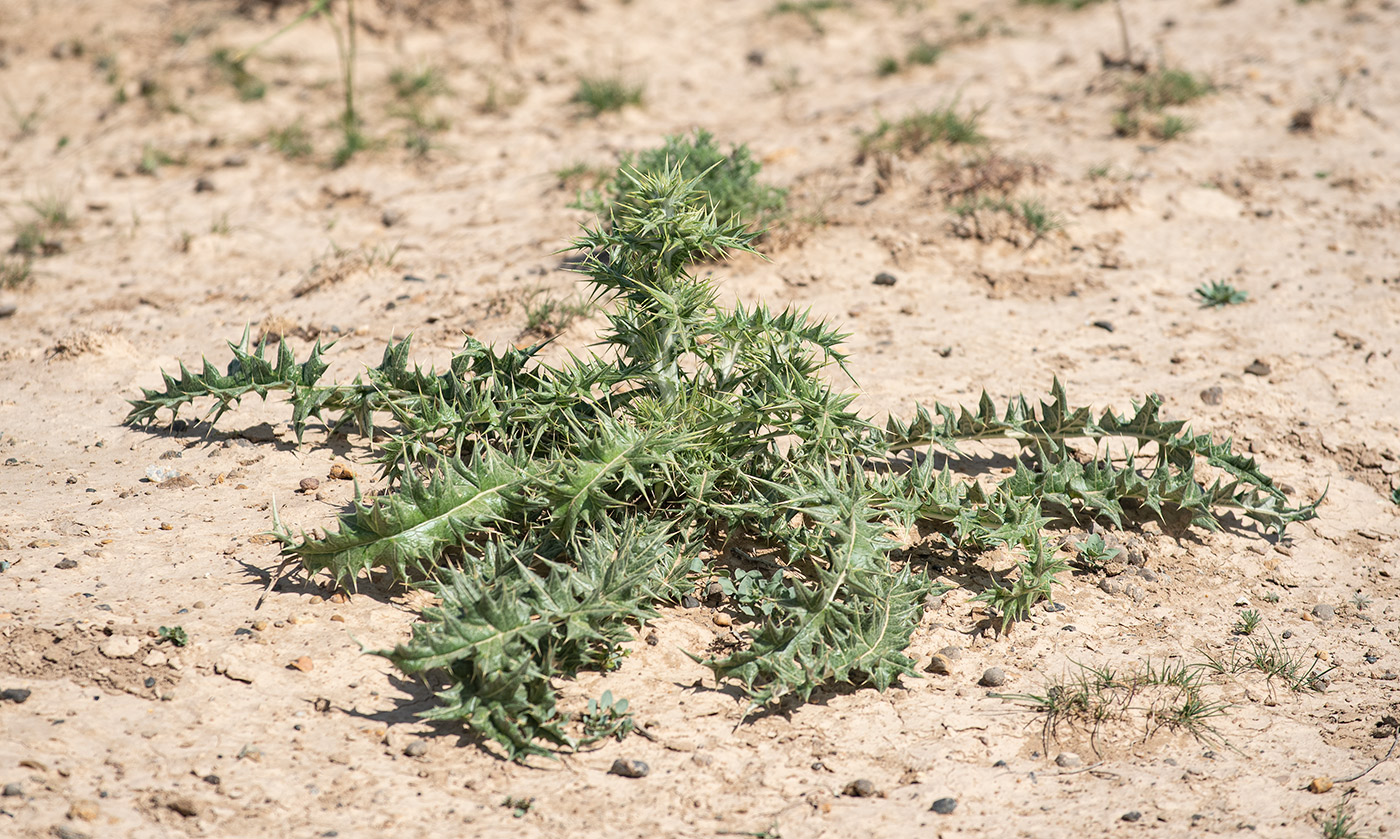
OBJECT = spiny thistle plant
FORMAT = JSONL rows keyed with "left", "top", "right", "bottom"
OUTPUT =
{"left": 126, "top": 167, "right": 1318, "bottom": 761}
{"left": 574, "top": 129, "right": 787, "bottom": 234}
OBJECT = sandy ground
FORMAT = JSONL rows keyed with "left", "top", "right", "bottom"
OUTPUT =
{"left": 2, "top": 0, "right": 1399, "bottom": 836}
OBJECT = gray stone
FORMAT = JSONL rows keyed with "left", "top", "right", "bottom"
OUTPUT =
{"left": 403, "top": 739, "right": 428, "bottom": 758}
{"left": 608, "top": 758, "right": 649, "bottom": 779}
{"left": 1312, "top": 604, "right": 1335, "bottom": 621}
{"left": 979, "top": 667, "right": 1007, "bottom": 688}
{"left": 930, "top": 797, "right": 957, "bottom": 814}
{"left": 843, "top": 779, "right": 878, "bottom": 798}
{"left": 1055, "top": 752, "right": 1082, "bottom": 768}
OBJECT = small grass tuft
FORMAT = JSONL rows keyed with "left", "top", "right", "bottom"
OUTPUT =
{"left": 0, "top": 255, "right": 32, "bottom": 288}
{"left": 268, "top": 122, "right": 314, "bottom": 160}
{"left": 210, "top": 48, "right": 267, "bottom": 102}
{"left": 389, "top": 65, "right": 449, "bottom": 100}
{"left": 1321, "top": 800, "right": 1367, "bottom": 839}
{"left": 860, "top": 105, "right": 985, "bottom": 159}
{"left": 1201, "top": 630, "right": 1334, "bottom": 693}
{"left": 1232, "top": 609, "right": 1261, "bottom": 636}
{"left": 1150, "top": 114, "right": 1193, "bottom": 141}
{"left": 572, "top": 76, "right": 643, "bottom": 116}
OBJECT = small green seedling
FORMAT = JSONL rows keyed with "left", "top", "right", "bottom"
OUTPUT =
{"left": 1073, "top": 533, "right": 1121, "bottom": 572}
{"left": 580, "top": 690, "right": 634, "bottom": 743}
{"left": 1232, "top": 609, "right": 1261, "bottom": 636}
{"left": 1194, "top": 280, "right": 1248, "bottom": 308}
{"left": 502, "top": 796, "right": 535, "bottom": 818}
{"left": 158, "top": 625, "right": 189, "bottom": 647}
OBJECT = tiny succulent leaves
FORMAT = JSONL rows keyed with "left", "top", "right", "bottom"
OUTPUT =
{"left": 126, "top": 165, "right": 1318, "bottom": 761}
{"left": 1193, "top": 280, "right": 1247, "bottom": 308}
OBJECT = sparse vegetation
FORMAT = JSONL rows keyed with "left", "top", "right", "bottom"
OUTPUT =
{"left": 994, "top": 657, "right": 1228, "bottom": 750}
{"left": 1019, "top": 0, "right": 1106, "bottom": 8}
{"left": 770, "top": 0, "right": 852, "bottom": 34}
{"left": 519, "top": 287, "right": 594, "bottom": 338}
{"left": 1201, "top": 631, "right": 1334, "bottom": 693}
{"left": 950, "top": 195, "right": 1064, "bottom": 247}
{"left": 877, "top": 38, "right": 944, "bottom": 76}
{"left": 127, "top": 167, "right": 1317, "bottom": 761}
{"left": 571, "top": 75, "right": 643, "bottom": 116}
{"left": 210, "top": 48, "right": 267, "bottom": 102}
{"left": 1194, "top": 280, "right": 1248, "bottom": 308}
{"left": 268, "top": 122, "right": 314, "bottom": 160}
{"left": 1114, "top": 68, "right": 1213, "bottom": 140}
{"left": 859, "top": 104, "right": 986, "bottom": 159}
{"left": 1321, "top": 800, "right": 1366, "bottom": 839}
{"left": 1150, "top": 113, "right": 1193, "bottom": 141}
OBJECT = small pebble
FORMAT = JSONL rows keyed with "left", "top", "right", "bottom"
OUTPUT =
{"left": 1311, "top": 604, "right": 1335, "bottom": 621}
{"left": 202, "top": 775, "right": 220, "bottom": 786}
{"left": 328, "top": 464, "right": 355, "bottom": 480}
{"left": 290, "top": 656, "right": 314, "bottom": 672}
{"left": 381, "top": 209, "right": 404, "bottom": 227}
{"left": 1122, "top": 811, "right": 1142, "bottom": 822}
{"left": 193, "top": 600, "right": 208, "bottom": 609}
{"left": 68, "top": 800, "right": 99, "bottom": 821}
{"left": 299, "top": 477, "right": 320, "bottom": 492}
{"left": 3, "top": 782, "right": 23, "bottom": 796}
{"left": 1199, "top": 386, "right": 1223, "bottom": 406}
{"left": 330, "top": 614, "right": 345, "bottom": 623}
{"left": 979, "top": 667, "right": 1007, "bottom": 688}
{"left": 930, "top": 797, "right": 957, "bottom": 814}
{"left": 2, "top": 688, "right": 32, "bottom": 704}
{"left": 843, "top": 779, "right": 879, "bottom": 798}
{"left": 1244, "top": 359, "right": 1272, "bottom": 376}
{"left": 873, "top": 272, "right": 897, "bottom": 286}
{"left": 937, "top": 645, "right": 964, "bottom": 660}
{"left": 1100, "top": 578, "right": 1125, "bottom": 595}
{"left": 1055, "top": 752, "right": 1082, "bottom": 768}
{"left": 1308, "top": 777, "right": 1333, "bottom": 794}
{"left": 712, "top": 613, "right": 732, "bottom": 627}
{"left": 53, "top": 827, "right": 91, "bottom": 839}
{"left": 1092, "top": 320, "right": 1115, "bottom": 332}
{"left": 680, "top": 594, "right": 700, "bottom": 609}
{"left": 1281, "top": 629, "right": 1293, "bottom": 639}
{"left": 608, "top": 758, "right": 649, "bottom": 778}
{"left": 54, "top": 558, "right": 78, "bottom": 570}
{"left": 194, "top": 177, "right": 215, "bottom": 193}
{"left": 404, "top": 739, "right": 428, "bottom": 757}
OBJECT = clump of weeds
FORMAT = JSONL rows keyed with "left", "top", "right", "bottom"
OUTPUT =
{"left": 859, "top": 104, "right": 986, "bottom": 160}
{"left": 572, "top": 75, "right": 643, "bottom": 116}
{"left": 995, "top": 657, "right": 1229, "bottom": 754}
{"left": 1114, "top": 67, "right": 1213, "bottom": 140}
{"left": 126, "top": 166, "right": 1318, "bottom": 762}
